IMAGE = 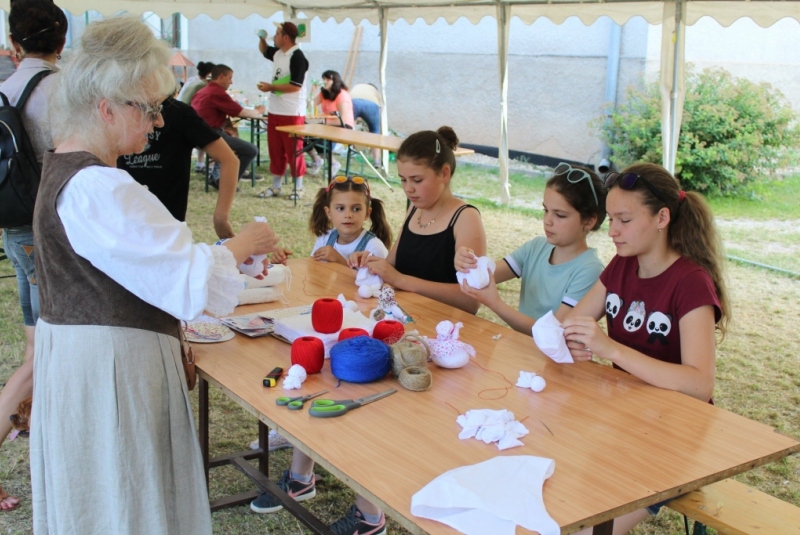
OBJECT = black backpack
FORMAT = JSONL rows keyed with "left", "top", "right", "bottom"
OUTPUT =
{"left": 0, "top": 69, "right": 53, "bottom": 227}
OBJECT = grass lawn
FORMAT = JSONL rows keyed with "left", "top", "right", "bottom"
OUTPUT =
{"left": 0, "top": 155, "right": 798, "bottom": 535}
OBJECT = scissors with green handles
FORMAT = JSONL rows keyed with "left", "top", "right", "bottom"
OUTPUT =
{"left": 275, "top": 390, "right": 329, "bottom": 410}
{"left": 309, "top": 388, "right": 397, "bottom": 418}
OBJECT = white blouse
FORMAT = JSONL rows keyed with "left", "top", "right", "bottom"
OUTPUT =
{"left": 57, "top": 165, "right": 242, "bottom": 320}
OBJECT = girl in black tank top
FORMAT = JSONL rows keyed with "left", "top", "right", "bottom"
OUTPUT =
{"left": 395, "top": 204, "right": 478, "bottom": 283}
{"left": 356, "top": 127, "right": 487, "bottom": 315}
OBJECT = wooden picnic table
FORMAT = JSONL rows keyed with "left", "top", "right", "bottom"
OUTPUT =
{"left": 195, "top": 257, "right": 800, "bottom": 534}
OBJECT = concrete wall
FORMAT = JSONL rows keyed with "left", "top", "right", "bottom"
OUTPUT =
{"left": 185, "top": 13, "right": 648, "bottom": 166}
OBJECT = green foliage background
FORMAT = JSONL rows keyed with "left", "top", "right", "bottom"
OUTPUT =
{"left": 597, "top": 67, "right": 800, "bottom": 195}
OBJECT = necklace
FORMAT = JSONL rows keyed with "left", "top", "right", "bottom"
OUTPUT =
{"left": 417, "top": 205, "right": 446, "bottom": 229}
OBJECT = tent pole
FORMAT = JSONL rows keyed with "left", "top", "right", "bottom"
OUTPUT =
{"left": 378, "top": 7, "right": 389, "bottom": 172}
{"left": 496, "top": 3, "right": 511, "bottom": 204}
{"left": 668, "top": 0, "right": 684, "bottom": 175}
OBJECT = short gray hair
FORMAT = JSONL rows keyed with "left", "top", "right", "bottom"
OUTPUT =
{"left": 51, "top": 16, "right": 176, "bottom": 145}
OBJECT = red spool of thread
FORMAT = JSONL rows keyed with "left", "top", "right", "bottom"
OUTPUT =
{"left": 291, "top": 336, "right": 325, "bottom": 374}
{"left": 372, "top": 319, "right": 405, "bottom": 345}
{"left": 312, "top": 298, "right": 343, "bottom": 334}
{"left": 338, "top": 327, "right": 369, "bottom": 342}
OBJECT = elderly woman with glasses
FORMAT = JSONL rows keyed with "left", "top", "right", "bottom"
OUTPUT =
{"left": 30, "top": 17, "right": 280, "bottom": 534}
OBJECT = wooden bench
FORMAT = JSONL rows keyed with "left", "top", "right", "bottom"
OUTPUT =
{"left": 667, "top": 479, "right": 800, "bottom": 534}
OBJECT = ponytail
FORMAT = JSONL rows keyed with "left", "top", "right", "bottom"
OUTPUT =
{"left": 367, "top": 197, "right": 392, "bottom": 247}
{"left": 309, "top": 187, "right": 331, "bottom": 237}
{"left": 669, "top": 191, "right": 731, "bottom": 338}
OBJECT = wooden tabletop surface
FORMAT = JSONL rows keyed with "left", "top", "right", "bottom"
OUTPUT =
{"left": 195, "top": 258, "right": 800, "bottom": 534}
{"left": 275, "top": 123, "right": 475, "bottom": 156}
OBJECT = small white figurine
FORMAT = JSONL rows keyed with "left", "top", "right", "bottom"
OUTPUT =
{"left": 426, "top": 320, "right": 475, "bottom": 369}
{"left": 369, "top": 286, "right": 410, "bottom": 323}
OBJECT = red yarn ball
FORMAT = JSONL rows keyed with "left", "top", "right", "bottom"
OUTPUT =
{"left": 373, "top": 319, "right": 405, "bottom": 344}
{"left": 291, "top": 336, "right": 325, "bottom": 374}
{"left": 312, "top": 298, "right": 343, "bottom": 334}
{"left": 338, "top": 327, "right": 369, "bottom": 342}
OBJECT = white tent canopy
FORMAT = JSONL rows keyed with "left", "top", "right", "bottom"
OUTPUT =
{"left": 9, "top": 0, "right": 800, "bottom": 200}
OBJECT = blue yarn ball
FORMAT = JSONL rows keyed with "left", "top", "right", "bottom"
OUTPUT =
{"left": 330, "top": 337, "right": 391, "bottom": 383}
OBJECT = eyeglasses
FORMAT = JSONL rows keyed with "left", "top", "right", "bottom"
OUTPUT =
{"left": 604, "top": 172, "right": 669, "bottom": 205}
{"left": 126, "top": 101, "right": 163, "bottom": 122}
{"left": 554, "top": 163, "right": 599, "bottom": 206}
{"left": 327, "top": 174, "right": 370, "bottom": 196}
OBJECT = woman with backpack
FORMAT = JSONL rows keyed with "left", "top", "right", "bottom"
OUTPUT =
{"left": 0, "top": 0, "right": 67, "bottom": 512}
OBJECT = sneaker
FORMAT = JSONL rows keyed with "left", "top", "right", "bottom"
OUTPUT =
{"left": 331, "top": 159, "right": 342, "bottom": 176}
{"left": 249, "top": 430, "right": 293, "bottom": 452}
{"left": 194, "top": 164, "right": 206, "bottom": 174}
{"left": 257, "top": 187, "right": 281, "bottom": 198}
{"left": 329, "top": 505, "right": 386, "bottom": 535}
{"left": 307, "top": 159, "right": 324, "bottom": 176}
{"left": 287, "top": 189, "right": 304, "bottom": 201}
{"left": 250, "top": 470, "right": 316, "bottom": 514}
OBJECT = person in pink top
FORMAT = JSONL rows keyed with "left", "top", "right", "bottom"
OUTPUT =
{"left": 307, "top": 70, "right": 354, "bottom": 176}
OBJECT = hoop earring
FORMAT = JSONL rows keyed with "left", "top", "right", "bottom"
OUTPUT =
{"left": 56, "top": 54, "right": 61, "bottom": 60}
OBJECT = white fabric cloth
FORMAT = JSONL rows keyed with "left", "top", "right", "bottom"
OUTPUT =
{"left": 237, "top": 263, "right": 292, "bottom": 305}
{"left": 531, "top": 310, "right": 573, "bottom": 364}
{"left": 31, "top": 321, "right": 212, "bottom": 534}
{"left": 356, "top": 266, "right": 383, "bottom": 298}
{"left": 237, "top": 216, "right": 269, "bottom": 277}
{"left": 456, "top": 409, "right": 528, "bottom": 450}
{"left": 456, "top": 255, "right": 496, "bottom": 290}
{"left": 57, "top": 165, "right": 243, "bottom": 320}
{"left": 516, "top": 371, "right": 546, "bottom": 392}
{"left": 337, "top": 293, "right": 360, "bottom": 312}
{"left": 273, "top": 307, "right": 376, "bottom": 357}
{"left": 282, "top": 364, "right": 308, "bottom": 390}
{"left": 411, "top": 455, "right": 559, "bottom": 535}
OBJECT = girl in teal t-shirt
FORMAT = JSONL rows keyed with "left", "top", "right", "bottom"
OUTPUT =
{"left": 456, "top": 164, "right": 606, "bottom": 334}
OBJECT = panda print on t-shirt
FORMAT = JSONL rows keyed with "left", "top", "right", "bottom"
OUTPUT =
{"left": 606, "top": 292, "right": 671, "bottom": 347}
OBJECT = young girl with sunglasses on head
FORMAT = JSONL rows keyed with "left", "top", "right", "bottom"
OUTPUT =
{"left": 455, "top": 163, "right": 606, "bottom": 334}
{"left": 564, "top": 163, "right": 730, "bottom": 534}
{"left": 270, "top": 175, "right": 392, "bottom": 265}
{"left": 352, "top": 126, "right": 487, "bottom": 313}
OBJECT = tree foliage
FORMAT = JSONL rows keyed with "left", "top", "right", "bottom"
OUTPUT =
{"left": 597, "top": 67, "right": 800, "bottom": 195}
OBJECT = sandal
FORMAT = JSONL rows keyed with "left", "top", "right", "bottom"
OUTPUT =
{"left": 287, "top": 189, "right": 304, "bottom": 201}
{"left": 0, "top": 487, "right": 19, "bottom": 512}
{"left": 257, "top": 187, "right": 281, "bottom": 198}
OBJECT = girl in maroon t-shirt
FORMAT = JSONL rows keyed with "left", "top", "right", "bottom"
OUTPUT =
{"left": 562, "top": 162, "right": 731, "bottom": 533}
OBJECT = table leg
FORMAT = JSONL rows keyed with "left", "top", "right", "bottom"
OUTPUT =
{"left": 258, "top": 420, "right": 269, "bottom": 477}
{"left": 592, "top": 519, "right": 614, "bottom": 535}
{"left": 199, "top": 376, "right": 210, "bottom": 486}
{"left": 345, "top": 145, "right": 353, "bottom": 176}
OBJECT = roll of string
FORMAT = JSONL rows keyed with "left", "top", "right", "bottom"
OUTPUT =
{"left": 390, "top": 334, "right": 430, "bottom": 377}
{"left": 398, "top": 365, "right": 432, "bottom": 391}
{"left": 390, "top": 333, "right": 433, "bottom": 391}
{"left": 291, "top": 336, "right": 325, "bottom": 374}
{"left": 312, "top": 297, "right": 343, "bottom": 334}
{"left": 372, "top": 319, "right": 405, "bottom": 345}
{"left": 338, "top": 327, "right": 369, "bottom": 342}
{"left": 330, "top": 336, "right": 391, "bottom": 383}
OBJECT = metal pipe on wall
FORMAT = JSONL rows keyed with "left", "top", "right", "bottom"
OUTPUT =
{"left": 599, "top": 20, "right": 622, "bottom": 174}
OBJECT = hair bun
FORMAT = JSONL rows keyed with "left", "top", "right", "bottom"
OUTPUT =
{"left": 436, "top": 126, "right": 459, "bottom": 151}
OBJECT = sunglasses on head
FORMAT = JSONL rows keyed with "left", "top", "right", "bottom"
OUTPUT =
{"left": 554, "top": 163, "right": 599, "bottom": 206}
{"left": 604, "top": 172, "right": 669, "bottom": 204}
{"left": 327, "top": 174, "right": 370, "bottom": 196}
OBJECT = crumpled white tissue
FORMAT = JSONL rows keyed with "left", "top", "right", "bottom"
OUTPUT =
{"left": 356, "top": 266, "right": 384, "bottom": 298}
{"left": 337, "top": 293, "right": 360, "bottom": 312}
{"left": 516, "top": 371, "right": 546, "bottom": 392}
{"left": 410, "top": 455, "right": 559, "bottom": 535}
{"left": 532, "top": 311, "right": 573, "bottom": 364}
{"left": 456, "top": 409, "right": 529, "bottom": 451}
{"left": 456, "top": 256, "right": 496, "bottom": 290}
{"left": 238, "top": 216, "right": 269, "bottom": 277}
{"left": 237, "top": 263, "right": 291, "bottom": 305}
{"left": 282, "top": 364, "right": 307, "bottom": 390}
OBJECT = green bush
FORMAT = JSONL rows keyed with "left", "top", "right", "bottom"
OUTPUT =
{"left": 597, "top": 67, "right": 800, "bottom": 195}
